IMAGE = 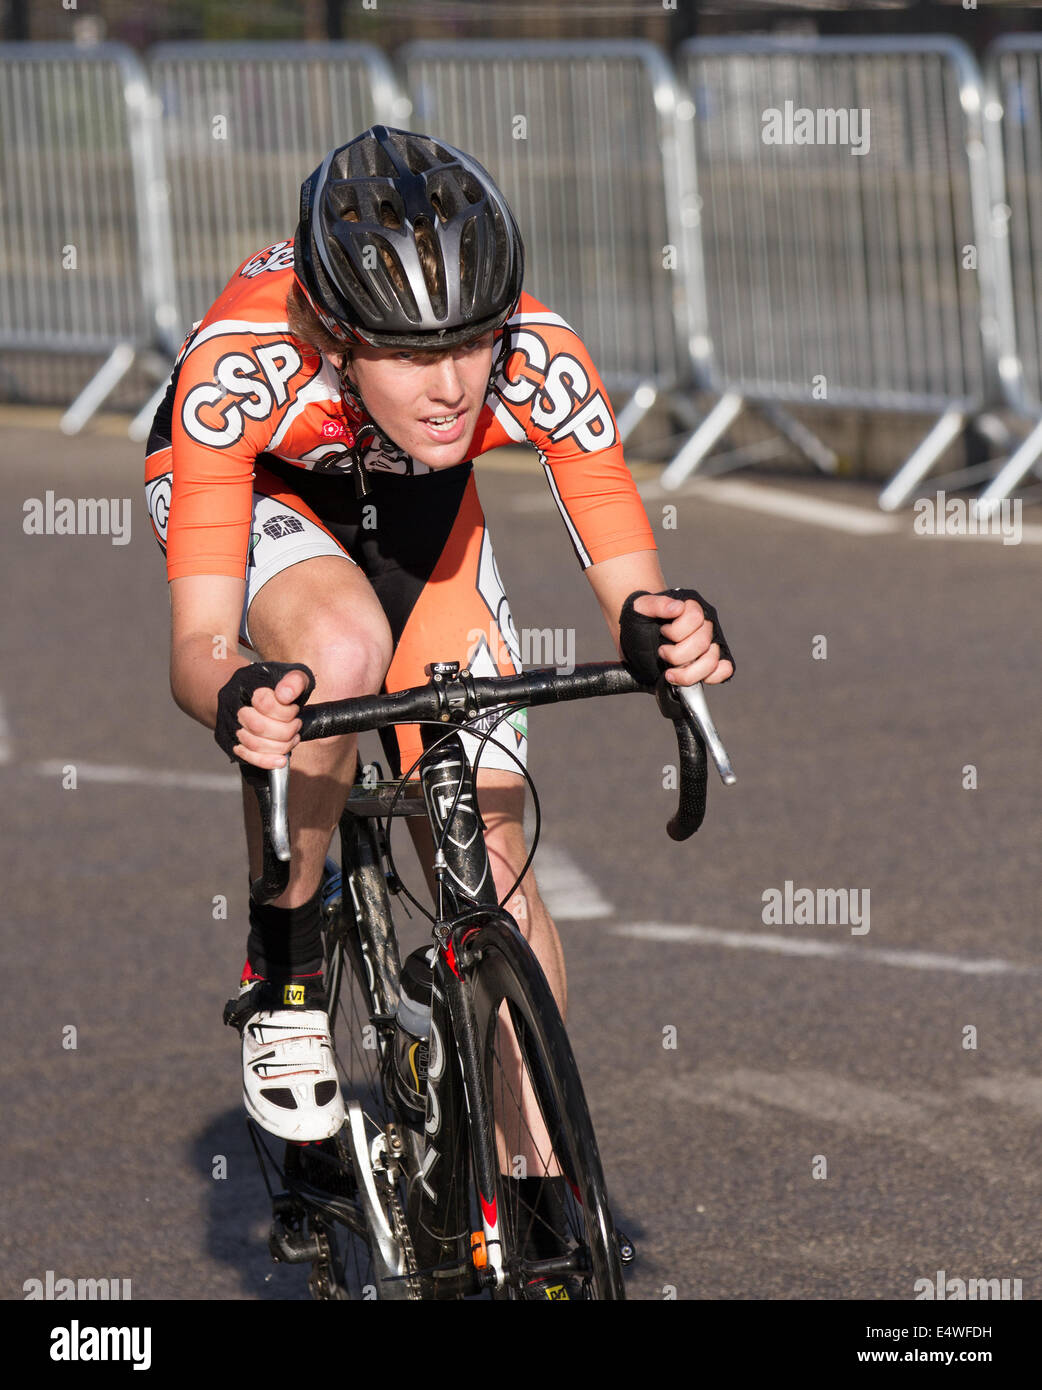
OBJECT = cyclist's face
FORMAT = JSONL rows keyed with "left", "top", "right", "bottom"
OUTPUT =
{"left": 340, "top": 333, "right": 494, "bottom": 468}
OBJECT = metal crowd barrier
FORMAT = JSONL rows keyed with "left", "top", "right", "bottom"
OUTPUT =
{"left": 0, "top": 42, "right": 179, "bottom": 433}
{"left": 665, "top": 37, "right": 1007, "bottom": 507}
{"left": 397, "top": 39, "right": 704, "bottom": 440}
{"left": 976, "top": 35, "right": 1042, "bottom": 512}
{"left": 135, "top": 41, "right": 410, "bottom": 437}
{"left": 5, "top": 36, "right": 1039, "bottom": 514}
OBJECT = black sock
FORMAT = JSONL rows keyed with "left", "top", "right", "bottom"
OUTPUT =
{"left": 246, "top": 885, "right": 324, "bottom": 979}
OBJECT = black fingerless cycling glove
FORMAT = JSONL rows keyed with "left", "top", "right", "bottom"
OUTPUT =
{"left": 619, "top": 588, "right": 735, "bottom": 685}
{"left": 215, "top": 661, "right": 317, "bottom": 784}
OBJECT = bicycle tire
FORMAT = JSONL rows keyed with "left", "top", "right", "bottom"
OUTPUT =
{"left": 464, "top": 917, "right": 626, "bottom": 1300}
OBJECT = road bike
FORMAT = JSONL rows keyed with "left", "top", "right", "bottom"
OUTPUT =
{"left": 241, "top": 657, "right": 734, "bottom": 1299}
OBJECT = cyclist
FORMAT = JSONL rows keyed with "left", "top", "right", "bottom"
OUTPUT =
{"left": 144, "top": 125, "right": 733, "bottom": 1290}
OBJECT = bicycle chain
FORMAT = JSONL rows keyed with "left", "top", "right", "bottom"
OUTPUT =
{"left": 385, "top": 1178, "right": 422, "bottom": 1300}
{"left": 303, "top": 1175, "right": 419, "bottom": 1300}
{"left": 307, "top": 1228, "right": 340, "bottom": 1300}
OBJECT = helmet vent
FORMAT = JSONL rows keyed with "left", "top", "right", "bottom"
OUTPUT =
{"left": 296, "top": 126, "right": 524, "bottom": 346}
{"left": 459, "top": 217, "right": 478, "bottom": 314}
{"left": 414, "top": 220, "right": 446, "bottom": 318}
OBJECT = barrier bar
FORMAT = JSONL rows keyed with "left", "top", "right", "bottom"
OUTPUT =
{"left": 0, "top": 42, "right": 178, "bottom": 432}
{"left": 147, "top": 42, "right": 410, "bottom": 347}
{"left": 671, "top": 37, "right": 1004, "bottom": 506}
{"left": 398, "top": 39, "right": 704, "bottom": 439}
{"left": 977, "top": 36, "right": 1042, "bottom": 513}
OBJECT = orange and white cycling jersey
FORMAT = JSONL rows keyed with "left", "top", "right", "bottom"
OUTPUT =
{"left": 145, "top": 239, "right": 656, "bottom": 581}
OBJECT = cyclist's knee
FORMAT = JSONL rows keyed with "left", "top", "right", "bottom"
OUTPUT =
{"left": 254, "top": 610, "right": 392, "bottom": 703}
{"left": 248, "top": 557, "right": 393, "bottom": 693}
{"left": 304, "top": 628, "right": 392, "bottom": 702}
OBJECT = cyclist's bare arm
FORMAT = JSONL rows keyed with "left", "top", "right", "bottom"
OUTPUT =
{"left": 169, "top": 574, "right": 306, "bottom": 770}
{"left": 584, "top": 549, "right": 735, "bottom": 686}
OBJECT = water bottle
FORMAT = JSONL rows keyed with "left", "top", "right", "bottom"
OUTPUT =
{"left": 393, "top": 947, "right": 434, "bottom": 1120}
{"left": 319, "top": 856, "right": 342, "bottom": 923}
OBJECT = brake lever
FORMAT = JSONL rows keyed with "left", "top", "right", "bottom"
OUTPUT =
{"left": 245, "top": 759, "right": 292, "bottom": 905}
{"left": 269, "top": 759, "right": 292, "bottom": 860}
{"left": 676, "top": 682, "right": 737, "bottom": 786}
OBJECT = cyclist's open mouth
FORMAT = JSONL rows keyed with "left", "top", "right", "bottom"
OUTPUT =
{"left": 420, "top": 411, "right": 468, "bottom": 444}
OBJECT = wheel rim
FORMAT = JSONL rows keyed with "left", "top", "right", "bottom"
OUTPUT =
{"left": 472, "top": 932, "right": 625, "bottom": 1301}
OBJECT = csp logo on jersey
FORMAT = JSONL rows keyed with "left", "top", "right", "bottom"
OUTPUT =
{"left": 240, "top": 241, "right": 296, "bottom": 278}
{"left": 181, "top": 341, "right": 305, "bottom": 449}
{"left": 145, "top": 472, "right": 172, "bottom": 544}
{"left": 500, "top": 328, "right": 616, "bottom": 453}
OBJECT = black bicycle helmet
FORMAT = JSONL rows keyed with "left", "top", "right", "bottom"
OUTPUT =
{"left": 294, "top": 125, "right": 525, "bottom": 349}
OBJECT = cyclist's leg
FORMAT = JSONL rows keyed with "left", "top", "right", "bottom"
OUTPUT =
{"left": 239, "top": 466, "right": 394, "bottom": 907}
{"left": 146, "top": 452, "right": 392, "bottom": 907}
{"left": 363, "top": 465, "right": 564, "bottom": 1009}
{"left": 367, "top": 471, "right": 568, "bottom": 1191}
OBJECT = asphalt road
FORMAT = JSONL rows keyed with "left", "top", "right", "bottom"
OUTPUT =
{"left": 2, "top": 409, "right": 1039, "bottom": 1314}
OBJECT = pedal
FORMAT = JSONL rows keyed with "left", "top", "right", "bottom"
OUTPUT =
{"left": 268, "top": 1194, "right": 323, "bottom": 1264}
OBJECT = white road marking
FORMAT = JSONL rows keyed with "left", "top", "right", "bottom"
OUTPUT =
{"left": 511, "top": 476, "right": 1042, "bottom": 541}
{"left": 965, "top": 1074, "right": 1042, "bottom": 1116}
{"left": 510, "top": 477, "right": 897, "bottom": 533}
{"left": 611, "top": 922, "right": 1035, "bottom": 976}
{"left": 36, "top": 759, "right": 239, "bottom": 791}
{"left": 645, "top": 1067, "right": 1037, "bottom": 1182}
{"left": 0, "top": 695, "right": 9, "bottom": 764}
{"left": 647, "top": 479, "right": 901, "bottom": 534}
{"left": 25, "top": 761, "right": 608, "bottom": 919}
{"left": 648, "top": 478, "right": 1042, "bottom": 542}
{"left": 529, "top": 844, "right": 614, "bottom": 920}
{"left": 21, "top": 762, "right": 603, "bottom": 924}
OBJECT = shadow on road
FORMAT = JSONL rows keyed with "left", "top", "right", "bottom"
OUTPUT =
{"left": 191, "top": 1110, "right": 311, "bottom": 1300}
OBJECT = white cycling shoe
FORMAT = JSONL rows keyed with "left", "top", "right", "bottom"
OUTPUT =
{"left": 226, "top": 979, "right": 346, "bottom": 1143}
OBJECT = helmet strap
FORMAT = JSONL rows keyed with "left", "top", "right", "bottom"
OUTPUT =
{"left": 488, "top": 323, "right": 513, "bottom": 397}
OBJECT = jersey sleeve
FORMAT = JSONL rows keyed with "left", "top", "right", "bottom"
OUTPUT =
{"left": 487, "top": 302, "right": 657, "bottom": 569}
{"left": 165, "top": 322, "right": 318, "bottom": 581}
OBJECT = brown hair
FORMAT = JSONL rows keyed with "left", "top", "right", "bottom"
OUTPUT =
{"left": 285, "top": 280, "right": 346, "bottom": 359}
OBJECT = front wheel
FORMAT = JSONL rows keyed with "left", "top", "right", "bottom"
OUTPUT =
{"left": 465, "top": 918, "right": 626, "bottom": 1300}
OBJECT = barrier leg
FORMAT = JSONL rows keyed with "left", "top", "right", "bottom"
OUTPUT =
{"left": 755, "top": 403, "right": 838, "bottom": 474}
{"left": 975, "top": 415, "right": 1042, "bottom": 518}
{"left": 615, "top": 382, "right": 658, "bottom": 443}
{"left": 59, "top": 343, "right": 136, "bottom": 436}
{"left": 878, "top": 407, "right": 967, "bottom": 512}
{"left": 129, "top": 380, "right": 170, "bottom": 443}
{"left": 661, "top": 391, "right": 745, "bottom": 491}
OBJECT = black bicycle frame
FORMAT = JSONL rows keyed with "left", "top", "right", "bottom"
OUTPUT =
{"left": 391, "top": 724, "right": 515, "bottom": 1298}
